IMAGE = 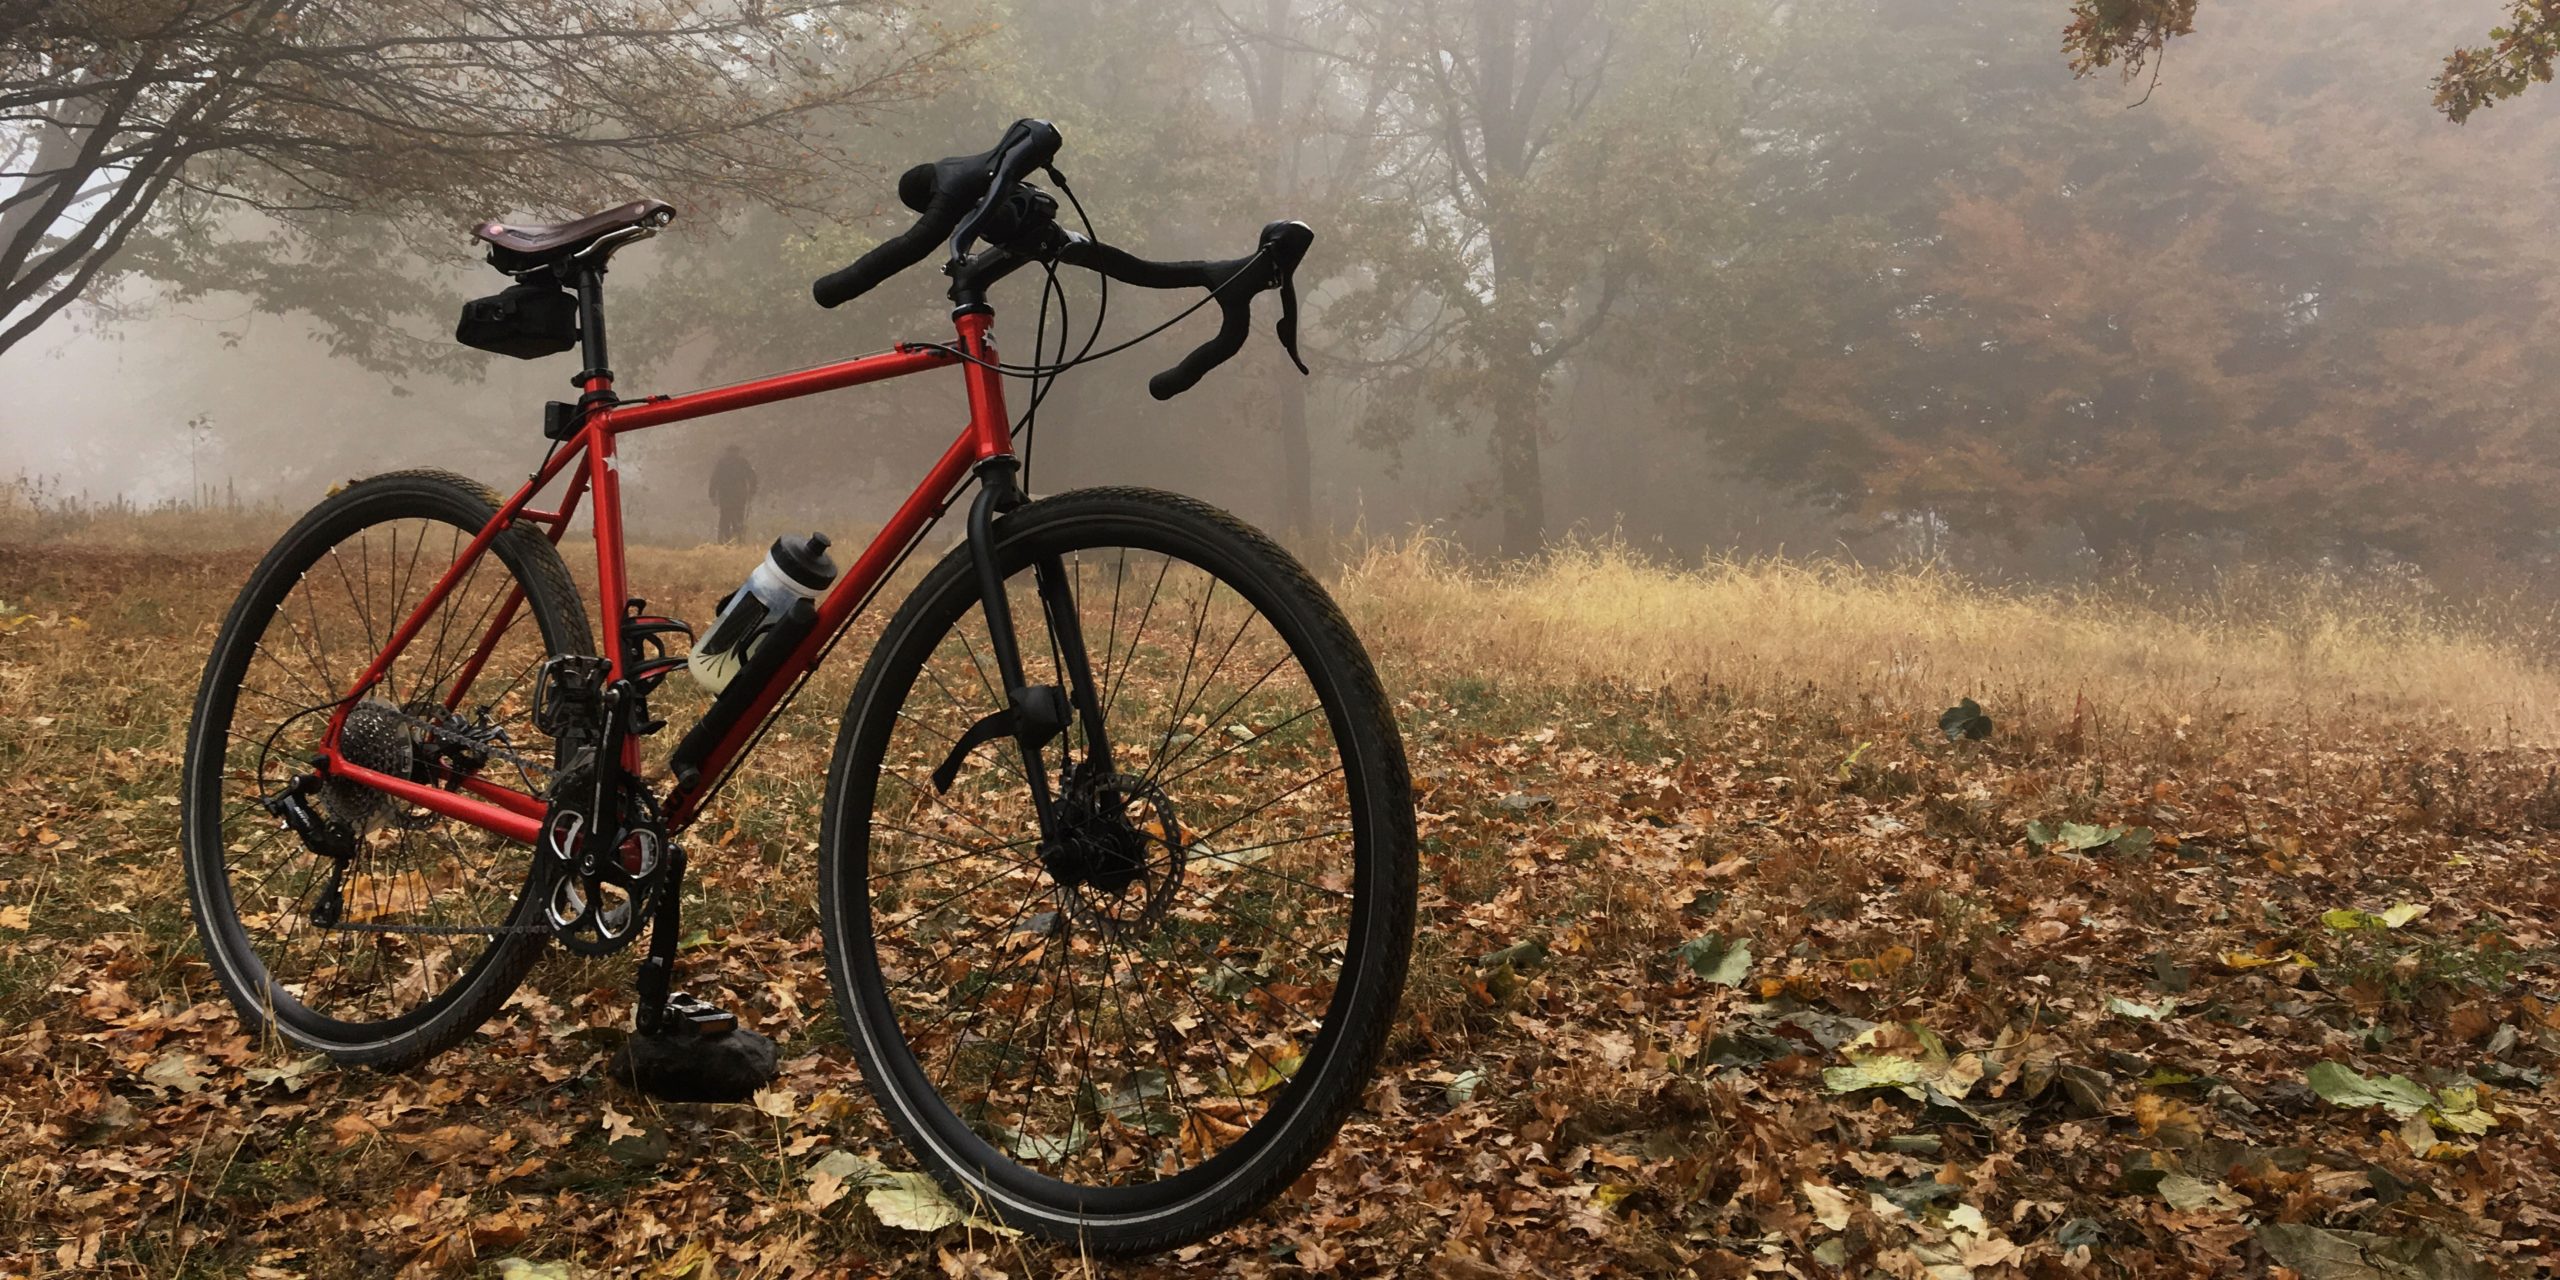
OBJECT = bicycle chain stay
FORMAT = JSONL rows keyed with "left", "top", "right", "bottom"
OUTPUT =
{"left": 257, "top": 651, "right": 685, "bottom": 943}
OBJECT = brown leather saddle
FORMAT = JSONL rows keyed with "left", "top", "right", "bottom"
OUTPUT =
{"left": 473, "top": 199, "right": 676, "bottom": 273}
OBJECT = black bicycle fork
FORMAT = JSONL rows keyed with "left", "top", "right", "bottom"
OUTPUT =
{"left": 934, "top": 457, "right": 1116, "bottom": 827}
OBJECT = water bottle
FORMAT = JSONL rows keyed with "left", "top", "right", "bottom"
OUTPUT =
{"left": 689, "top": 532, "right": 836, "bottom": 693}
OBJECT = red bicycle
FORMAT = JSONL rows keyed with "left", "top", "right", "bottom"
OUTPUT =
{"left": 181, "top": 120, "right": 1416, "bottom": 1252}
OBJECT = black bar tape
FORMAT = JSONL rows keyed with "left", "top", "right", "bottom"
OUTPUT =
{"left": 811, "top": 182, "right": 968, "bottom": 308}
{"left": 1148, "top": 292, "right": 1256, "bottom": 400}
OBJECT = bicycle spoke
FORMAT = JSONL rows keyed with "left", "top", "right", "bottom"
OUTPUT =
{"left": 1151, "top": 701, "right": 1321, "bottom": 796}
{"left": 1103, "top": 552, "right": 1173, "bottom": 722}
{"left": 208, "top": 511, "right": 565, "bottom": 1029}
{"left": 862, "top": 535, "right": 1363, "bottom": 1191}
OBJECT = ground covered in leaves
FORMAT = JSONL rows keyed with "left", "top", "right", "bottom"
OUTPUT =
{"left": 3, "top": 538, "right": 2559, "bottom": 1278}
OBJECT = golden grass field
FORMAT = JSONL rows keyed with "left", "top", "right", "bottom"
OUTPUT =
{"left": 4, "top": 498, "right": 2559, "bottom": 1277}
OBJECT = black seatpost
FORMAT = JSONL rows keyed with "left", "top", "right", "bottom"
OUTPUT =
{"left": 574, "top": 266, "right": 609, "bottom": 376}
{"left": 571, "top": 266, "right": 617, "bottom": 425}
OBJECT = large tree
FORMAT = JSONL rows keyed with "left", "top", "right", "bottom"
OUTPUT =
{"left": 1319, "top": 0, "right": 1675, "bottom": 555}
{"left": 0, "top": 0, "right": 963, "bottom": 356}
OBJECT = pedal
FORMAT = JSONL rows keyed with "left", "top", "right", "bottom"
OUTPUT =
{"left": 531, "top": 654, "right": 610, "bottom": 739}
{"left": 607, "top": 992, "right": 777, "bottom": 1104}
{"left": 663, "top": 990, "right": 737, "bottom": 1035}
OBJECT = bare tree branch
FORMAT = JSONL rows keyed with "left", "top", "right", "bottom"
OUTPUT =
{"left": 0, "top": 0, "right": 972, "bottom": 354}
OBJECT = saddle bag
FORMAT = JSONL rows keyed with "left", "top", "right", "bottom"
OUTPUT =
{"left": 456, "top": 281, "right": 580, "bottom": 359}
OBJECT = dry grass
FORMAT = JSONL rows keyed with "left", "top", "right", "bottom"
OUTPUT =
{"left": 1337, "top": 534, "right": 2560, "bottom": 747}
{"left": 0, "top": 482, "right": 289, "bottom": 552}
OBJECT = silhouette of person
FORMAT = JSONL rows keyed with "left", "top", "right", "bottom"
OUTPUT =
{"left": 709, "top": 445, "right": 758, "bottom": 544}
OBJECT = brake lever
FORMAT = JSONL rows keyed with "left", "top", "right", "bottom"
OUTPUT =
{"left": 1262, "top": 220, "right": 1313, "bottom": 375}
{"left": 1144, "top": 220, "right": 1313, "bottom": 399}
{"left": 949, "top": 119, "right": 1062, "bottom": 262}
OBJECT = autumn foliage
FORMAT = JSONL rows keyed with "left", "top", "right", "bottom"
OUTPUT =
{"left": 3, "top": 529, "right": 2557, "bottom": 1276}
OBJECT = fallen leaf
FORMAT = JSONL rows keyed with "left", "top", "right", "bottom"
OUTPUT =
{"left": 141, "top": 1051, "right": 210, "bottom": 1095}
{"left": 2322, "top": 902, "right": 2429, "bottom": 931}
{"left": 2306, "top": 1061, "right": 2434, "bottom": 1118}
{"left": 1672, "top": 932, "right": 1752, "bottom": 986}
{"left": 1802, "top": 1180, "right": 1853, "bottom": 1231}
{"left": 490, "top": 1261, "right": 585, "bottom": 1280}
{"left": 243, "top": 1055, "right": 328, "bottom": 1094}
{"left": 2107, "top": 996, "right": 2174, "bottom": 1021}
{"left": 2254, "top": 1223, "right": 2488, "bottom": 1280}
{"left": 1445, "top": 1067, "right": 1487, "bottom": 1106}
{"left": 2155, "top": 1172, "right": 2248, "bottom": 1213}
{"left": 863, "top": 1171, "right": 1021, "bottom": 1237}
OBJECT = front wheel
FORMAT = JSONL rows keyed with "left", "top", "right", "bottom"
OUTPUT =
{"left": 817, "top": 487, "right": 1416, "bottom": 1253}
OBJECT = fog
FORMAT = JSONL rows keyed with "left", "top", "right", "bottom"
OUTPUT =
{"left": 12, "top": 0, "right": 2560, "bottom": 576}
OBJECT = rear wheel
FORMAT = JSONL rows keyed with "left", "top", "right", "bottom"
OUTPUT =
{"left": 181, "top": 470, "right": 591, "bottom": 1069}
{"left": 818, "top": 487, "right": 1416, "bottom": 1253}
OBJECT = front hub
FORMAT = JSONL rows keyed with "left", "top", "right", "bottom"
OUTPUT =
{"left": 1040, "top": 773, "right": 1185, "bottom": 938}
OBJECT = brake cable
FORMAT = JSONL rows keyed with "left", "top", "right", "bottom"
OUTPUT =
{"left": 1014, "top": 172, "right": 1112, "bottom": 487}
{"left": 931, "top": 168, "right": 1271, "bottom": 487}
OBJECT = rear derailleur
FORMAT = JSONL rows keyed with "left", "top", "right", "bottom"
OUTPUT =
{"left": 263, "top": 696, "right": 532, "bottom": 928}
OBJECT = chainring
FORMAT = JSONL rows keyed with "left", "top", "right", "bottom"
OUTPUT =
{"left": 540, "top": 756, "right": 668, "bottom": 957}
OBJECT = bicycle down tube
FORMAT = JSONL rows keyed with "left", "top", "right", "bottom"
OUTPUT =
{"left": 317, "top": 311, "right": 1012, "bottom": 845}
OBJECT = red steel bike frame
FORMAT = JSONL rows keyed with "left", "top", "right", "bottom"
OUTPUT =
{"left": 318, "top": 311, "right": 1013, "bottom": 846}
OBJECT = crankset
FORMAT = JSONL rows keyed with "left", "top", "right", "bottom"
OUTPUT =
{"left": 532, "top": 649, "right": 677, "bottom": 956}
{"left": 541, "top": 788, "right": 667, "bottom": 956}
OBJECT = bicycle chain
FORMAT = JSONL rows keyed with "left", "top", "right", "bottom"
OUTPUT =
{"left": 313, "top": 917, "right": 553, "bottom": 937}
{"left": 311, "top": 671, "right": 678, "bottom": 945}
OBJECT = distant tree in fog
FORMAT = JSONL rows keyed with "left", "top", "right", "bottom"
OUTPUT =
{"left": 1320, "top": 0, "right": 1687, "bottom": 556}
{"left": 0, "top": 0, "right": 967, "bottom": 357}
{"left": 1687, "top": 1, "right": 2560, "bottom": 569}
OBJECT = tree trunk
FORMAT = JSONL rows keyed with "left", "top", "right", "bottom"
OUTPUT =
{"left": 0, "top": 113, "right": 90, "bottom": 269}
{"left": 1490, "top": 368, "right": 1545, "bottom": 556}
{"left": 2076, "top": 509, "right": 2153, "bottom": 567}
{"left": 1256, "top": 0, "right": 1316, "bottom": 541}
{"left": 1486, "top": 216, "right": 1544, "bottom": 556}
{"left": 0, "top": 87, "right": 108, "bottom": 305}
